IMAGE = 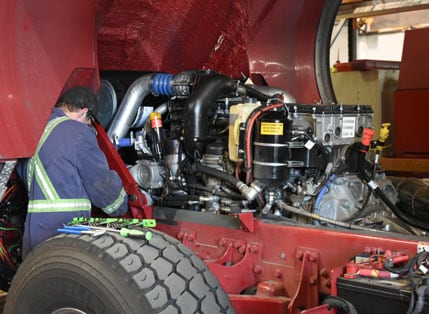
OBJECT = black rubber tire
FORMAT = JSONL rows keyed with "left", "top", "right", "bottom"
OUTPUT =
{"left": 4, "top": 230, "right": 235, "bottom": 314}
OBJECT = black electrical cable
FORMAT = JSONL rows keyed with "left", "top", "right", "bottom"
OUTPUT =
{"left": 355, "top": 159, "right": 380, "bottom": 216}
{"left": 405, "top": 254, "right": 421, "bottom": 314}
{"left": 322, "top": 295, "right": 358, "bottom": 314}
{"left": 384, "top": 254, "right": 416, "bottom": 275}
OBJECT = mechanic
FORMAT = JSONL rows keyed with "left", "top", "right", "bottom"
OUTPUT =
{"left": 18, "top": 86, "right": 128, "bottom": 257}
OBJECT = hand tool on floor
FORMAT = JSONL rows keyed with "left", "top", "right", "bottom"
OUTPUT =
{"left": 58, "top": 225, "right": 152, "bottom": 240}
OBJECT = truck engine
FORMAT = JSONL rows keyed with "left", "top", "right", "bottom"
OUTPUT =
{"left": 1, "top": 1, "right": 429, "bottom": 313}
{"left": 101, "top": 70, "right": 402, "bottom": 233}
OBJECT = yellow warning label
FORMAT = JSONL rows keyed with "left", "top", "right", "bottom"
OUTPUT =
{"left": 260, "top": 122, "right": 283, "bottom": 135}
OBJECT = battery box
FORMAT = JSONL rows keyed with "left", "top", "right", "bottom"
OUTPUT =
{"left": 337, "top": 276, "right": 412, "bottom": 314}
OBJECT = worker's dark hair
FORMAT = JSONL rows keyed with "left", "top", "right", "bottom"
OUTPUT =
{"left": 56, "top": 86, "right": 98, "bottom": 119}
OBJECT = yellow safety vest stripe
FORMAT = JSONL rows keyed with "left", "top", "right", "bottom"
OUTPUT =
{"left": 27, "top": 116, "right": 69, "bottom": 200}
{"left": 28, "top": 199, "right": 91, "bottom": 213}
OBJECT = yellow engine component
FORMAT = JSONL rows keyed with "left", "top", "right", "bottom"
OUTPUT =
{"left": 228, "top": 101, "right": 261, "bottom": 162}
{"left": 376, "top": 123, "right": 391, "bottom": 151}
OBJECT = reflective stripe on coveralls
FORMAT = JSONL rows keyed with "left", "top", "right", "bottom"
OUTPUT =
{"left": 103, "top": 188, "right": 127, "bottom": 215}
{"left": 27, "top": 116, "right": 92, "bottom": 213}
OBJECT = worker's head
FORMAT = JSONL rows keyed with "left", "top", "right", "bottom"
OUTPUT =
{"left": 57, "top": 86, "right": 98, "bottom": 125}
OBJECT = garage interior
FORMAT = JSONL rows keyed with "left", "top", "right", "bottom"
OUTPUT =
{"left": 332, "top": 0, "right": 429, "bottom": 177}
{"left": 0, "top": 0, "right": 429, "bottom": 313}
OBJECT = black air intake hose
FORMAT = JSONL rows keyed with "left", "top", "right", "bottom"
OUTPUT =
{"left": 184, "top": 74, "right": 243, "bottom": 157}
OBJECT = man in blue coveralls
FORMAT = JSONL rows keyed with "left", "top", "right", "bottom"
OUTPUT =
{"left": 18, "top": 86, "right": 128, "bottom": 257}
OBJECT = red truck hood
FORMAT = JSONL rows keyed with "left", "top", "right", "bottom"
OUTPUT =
{"left": 0, "top": 0, "right": 337, "bottom": 159}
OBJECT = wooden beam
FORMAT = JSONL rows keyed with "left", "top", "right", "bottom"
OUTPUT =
{"left": 338, "top": 0, "right": 429, "bottom": 19}
{"left": 379, "top": 158, "right": 429, "bottom": 173}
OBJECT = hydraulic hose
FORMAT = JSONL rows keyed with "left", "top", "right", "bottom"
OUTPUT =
{"left": 277, "top": 201, "right": 382, "bottom": 232}
{"left": 195, "top": 163, "right": 261, "bottom": 202}
{"left": 313, "top": 174, "right": 336, "bottom": 225}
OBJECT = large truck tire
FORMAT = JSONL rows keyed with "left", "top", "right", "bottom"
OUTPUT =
{"left": 4, "top": 231, "right": 235, "bottom": 314}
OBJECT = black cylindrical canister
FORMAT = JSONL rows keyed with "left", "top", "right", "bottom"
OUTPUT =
{"left": 253, "top": 110, "right": 290, "bottom": 184}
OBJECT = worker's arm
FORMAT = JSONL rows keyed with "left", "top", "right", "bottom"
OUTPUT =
{"left": 76, "top": 126, "right": 128, "bottom": 217}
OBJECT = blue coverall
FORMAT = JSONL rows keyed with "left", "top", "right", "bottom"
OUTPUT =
{"left": 19, "top": 108, "right": 128, "bottom": 257}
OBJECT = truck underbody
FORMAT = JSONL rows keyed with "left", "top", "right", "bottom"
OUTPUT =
{"left": 1, "top": 1, "right": 428, "bottom": 313}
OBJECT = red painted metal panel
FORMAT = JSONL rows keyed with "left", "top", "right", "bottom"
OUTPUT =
{"left": 97, "top": 0, "right": 252, "bottom": 76}
{"left": 0, "top": 0, "right": 100, "bottom": 159}
{"left": 230, "top": 294, "right": 288, "bottom": 314}
{"left": 397, "top": 28, "right": 429, "bottom": 90}
{"left": 97, "top": 0, "right": 327, "bottom": 103}
{"left": 1, "top": 0, "right": 329, "bottom": 159}
{"left": 394, "top": 28, "right": 429, "bottom": 158}
{"left": 247, "top": 0, "right": 325, "bottom": 103}
{"left": 394, "top": 89, "right": 429, "bottom": 156}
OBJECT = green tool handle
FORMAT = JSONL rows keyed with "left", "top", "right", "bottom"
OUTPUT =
{"left": 71, "top": 217, "right": 156, "bottom": 228}
{"left": 119, "top": 228, "right": 152, "bottom": 240}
